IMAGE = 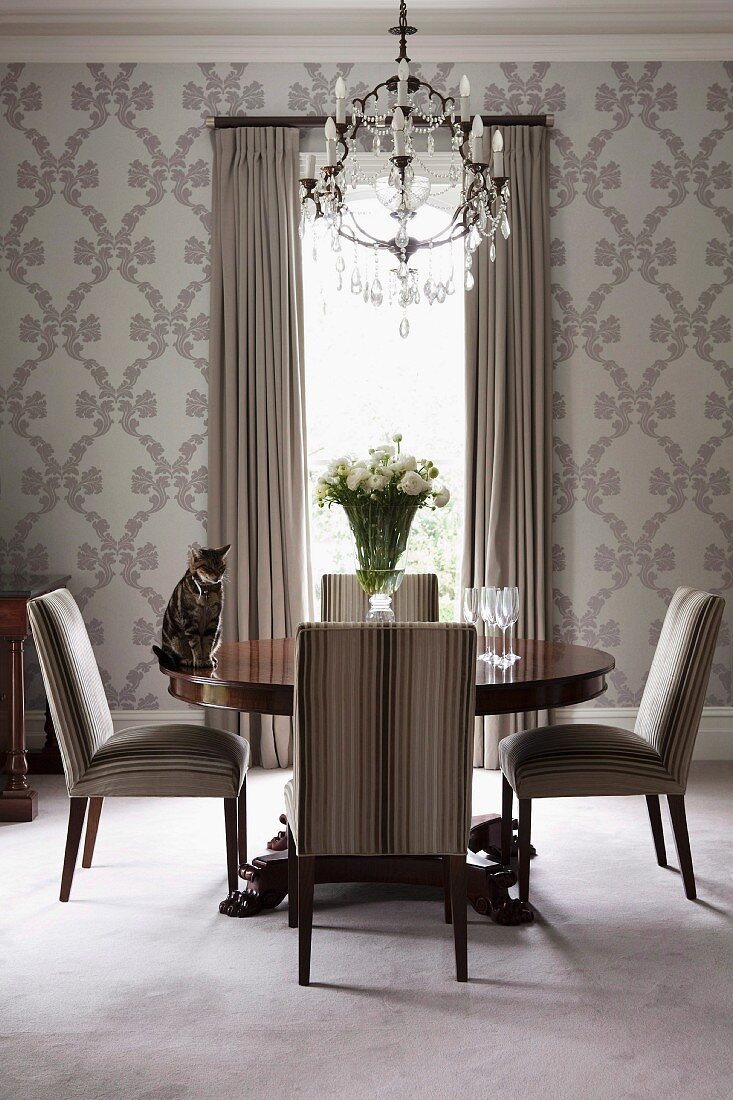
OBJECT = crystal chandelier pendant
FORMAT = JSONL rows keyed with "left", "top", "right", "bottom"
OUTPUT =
{"left": 296, "top": 0, "right": 511, "bottom": 336}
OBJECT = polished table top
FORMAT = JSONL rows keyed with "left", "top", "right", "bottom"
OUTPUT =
{"left": 162, "top": 637, "right": 615, "bottom": 717}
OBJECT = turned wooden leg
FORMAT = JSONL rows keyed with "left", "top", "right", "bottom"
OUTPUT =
{"left": 646, "top": 794, "right": 667, "bottom": 867}
{"left": 518, "top": 798, "right": 532, "bottom": 904}
{"left": 0, "top": 637, "right": 38, "bottom": 822}
{"left": 288, "top": 824, "right": 298, "bottom": 928}
{"left": 448, "top": 854, "right": 468, "bottom": 982}
{"left": 237, "top": 779, "right": 247, "bottom": 866}
{"left": 298, "top": 855, "right": 316, "bottom": 986}
{"left": 442, "top": 856, "right": 452, "bottom": 925}
{"left": 668, "top": 795, "right": 696, "bottom": 900}
{"left": 82, "top": 797, "right": 103, "bottom": 868}
{"left": 501, "top": 775, "right": 513, "bottom": 865}
{"left": 60, "top": 798, "right": 88, "bottom": 902}
{"left": 224, "top": 798, "right": 239, "bottom": 893}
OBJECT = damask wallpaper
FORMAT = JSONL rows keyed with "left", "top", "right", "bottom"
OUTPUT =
{"left": 0, "top": 60, "right": 730, "bottom": 721}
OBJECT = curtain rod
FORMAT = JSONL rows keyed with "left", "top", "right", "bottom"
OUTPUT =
{"left": 206, "top": 114, "right": 553, "bottom": 129}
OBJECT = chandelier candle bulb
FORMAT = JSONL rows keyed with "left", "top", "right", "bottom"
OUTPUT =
{"left": 397, "top": 59, "right": 410, "bottom": 107}
{"left": 492, "top": 129, "right": 504, "bottom": 176}
{"left": 392, "top": 106, "right": 407, "bottom": 156}
{"left": 459, "top": 75, "right": 471, "bottom": 122}
{"left": 470, "top": 114, "right": 484, "bottom": 162}
{"left": 304, "top": 154, "right": 316, "bottom": 179}
{"left": 325, "top": 116, "right": 338, "bottom": 165}
{"left": 335, "top": 76, "right": 347, "bottom": 124}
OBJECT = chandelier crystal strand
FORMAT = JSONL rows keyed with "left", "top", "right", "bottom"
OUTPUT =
{"left": 298, "top": 0, "right": 510, "bottom": 335}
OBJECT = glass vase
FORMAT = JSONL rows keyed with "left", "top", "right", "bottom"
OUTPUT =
{"left": 343, "top": 500, "right": 417, "bottom": 622}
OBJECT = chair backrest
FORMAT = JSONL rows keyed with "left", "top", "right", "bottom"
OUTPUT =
{"left": 292, "top": 622, "right": 476, "bottom": 856}
{"left": 635, "top": 587, "right": 725, "bottom": 789}
{"left": 28, "top": 589, "right": 113, "bottom": 792}
{"left": 320, "top": 573, "right": 439, "bottom": 623}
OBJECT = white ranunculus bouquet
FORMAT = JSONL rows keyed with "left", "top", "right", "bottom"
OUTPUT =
{"left": 315, "top": 435, "right": 451, "bottom": 615}
{"left": 315, "top": 434, "right": 451, "bottom": 513}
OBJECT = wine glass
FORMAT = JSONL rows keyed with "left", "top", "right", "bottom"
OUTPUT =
{"left": 462, "top": 587, "right": 479, "bottom": 627}
{"left": 495, "top": 588, "right": 512, "bottom": 667}
{"left": 479, "top": 586, "right": 498, "bottom": 663}
{"left": 506, "top": 586, "right": 520, "bottom": 663}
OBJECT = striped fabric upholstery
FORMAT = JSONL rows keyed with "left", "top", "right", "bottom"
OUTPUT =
{"left": 285, "top": 622, "right": 476, "bottom": 856}
{"left": 29, "top": 588, "right": 114, "bottom": 790}
{"left": 28, "top": 589, "right": 247, "bottom": 798}
{"left": 320, "top": 573, "right": 439, "bottom": 623}
{"left": 634, "top": 587, "right": 724, "bottom": 789}
{"left": 500, "top": 587, "right": 724, "bottom": 799}
{"left": 500, "top": 724, "right": 682, "bottom": 798}
{"left": 72, "top": 723, "right": 248, "bottom": 798}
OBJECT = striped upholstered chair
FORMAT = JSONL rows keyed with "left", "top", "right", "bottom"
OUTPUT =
{"left": 320, "top": 572, "right": 439, "bottom": 623}
{"left": 285, "top": 622, "right": 476, "bottom": 984}
{"left": 500, "top": 587, "right": 724, "bottom": 904}
{"left": 28, "top": 589, "right": 248, "bottom": 902}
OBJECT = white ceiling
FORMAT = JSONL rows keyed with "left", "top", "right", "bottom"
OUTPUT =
{"left": 1, "top": 0, "right": 732, "bottom": 61}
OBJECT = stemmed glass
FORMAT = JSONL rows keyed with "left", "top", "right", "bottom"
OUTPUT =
{"left": 479, "top": 586, "right": 498, "bottom": 663}
{"left": 495, "top": 588, "right": 513, "bottom": 667}
{"left": 462, "top": 587, "right": 479, "bottom": 628}
{"left": 506, "top": 586, "right": 520, "bottom": 663}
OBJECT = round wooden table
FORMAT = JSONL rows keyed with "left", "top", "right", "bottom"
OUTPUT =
{"left": 162, "top": 638, "right": 614, "bottom": 924}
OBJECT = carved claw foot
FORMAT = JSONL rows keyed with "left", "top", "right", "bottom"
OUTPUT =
{"left": 219, "top": 889, "right": 264, "bottom": 917}
{"left": 467, "top": 856, "right": 534, "bottom": 924}
{"left": 266, "top": 813, "right": 289, "bottom": 852}
{"left": 492, "top": 898, "right": 534, "bottom": 926}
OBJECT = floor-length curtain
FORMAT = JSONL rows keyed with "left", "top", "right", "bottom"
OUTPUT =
{"left": 463, "top": 125, "right": 553, "bottom": 769}
{"left": 208, "top": 126, "right": 312, "bottom": 769}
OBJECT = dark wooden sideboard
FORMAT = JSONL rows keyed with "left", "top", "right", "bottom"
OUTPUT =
{"left": 0, "top": 575, "right": 70, "bottom": 822}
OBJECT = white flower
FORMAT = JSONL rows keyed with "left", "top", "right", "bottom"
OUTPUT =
{"left": 315, "top": 480, "right": 329, "bottom": 501}
{"left": 372, "top": 444, "right": 395, "bottom": 459}
{"left": 433, "top": 486, "right": 451, "bottom": 508}
{"left": 392, "top": 432, "right": 403, "bottom": 443}
{"left": 367, "top": 472, "right": 389, "bottom": 491}
{"left": 346, "top": 466, "right": 370, "bottom": 491}
{"left": 398, "top": 470, "right": 429, "bottom": 496}
{"left": 399, "top": 454, "right": 417, "bottom": 472}
{"left": 327, "top": 456, "right": 351, "bottom": 476}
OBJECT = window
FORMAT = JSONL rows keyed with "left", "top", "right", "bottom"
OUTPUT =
{"left": 303, "top": 175, "right": 465, "bottom": 620}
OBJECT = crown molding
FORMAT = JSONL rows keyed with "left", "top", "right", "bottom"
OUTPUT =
{"left": 1, "top": 33, "right": 732, "bottom": 63}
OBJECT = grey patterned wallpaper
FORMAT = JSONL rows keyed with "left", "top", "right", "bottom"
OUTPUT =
{"left": 0, "top": 60, "right": 730, "bottom": 716}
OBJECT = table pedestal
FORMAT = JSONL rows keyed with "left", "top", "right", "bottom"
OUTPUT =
{"left": 219, "top": 813, "right": 534, "bottom": 926}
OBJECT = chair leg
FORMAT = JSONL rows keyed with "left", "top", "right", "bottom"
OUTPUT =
{"left": 237, "top": 778, "right": 247, "bottom": 866}
{"left": 645, "top": 795, "right": 667, "bottom": 867}
{"left": 224, "top": 798, "right": 239, "bottom": 893}
{"left": 501, "top": 775, "right": 513, "bottom": 865}
{"left": 288, "top": 824, "right": 298, "bottom": 928}
{"left": 82, "top": 797, "right": 103, "bottom": 869}
{"left": 60, "top": 798, "right": 88, "bottom": 902}
{"left": 448, "top": 855, "right": 468, "bottom": 982}
{"left": 442, "top": 856, "right": 452, "bottom": 924}
{"left": 518, "top": 799, "right": 532, "bottom": 904}
{"left": 668, "top": 795, "right": 696, "bottom": 900}
{"left": 298, "top": 855, "right": 316, "bottom": 986}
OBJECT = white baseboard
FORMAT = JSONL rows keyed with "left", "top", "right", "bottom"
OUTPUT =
{"left": 560, "top": 707, "right": 733, "bottom": 760}
{"left": 17, "top": 705, "right": 733, "bottom": 759}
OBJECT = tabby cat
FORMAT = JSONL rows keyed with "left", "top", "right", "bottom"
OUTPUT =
{"left": 153, "top": 545, "right": 230, "bottom": 669}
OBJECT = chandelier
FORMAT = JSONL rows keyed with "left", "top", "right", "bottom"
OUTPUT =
{"left": 299, "top": 0, "right": 510, "bottom": 337}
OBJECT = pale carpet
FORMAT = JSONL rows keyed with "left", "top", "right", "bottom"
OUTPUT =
{"left": 2, "top": 764, "right": 732, "bottom": 1100}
